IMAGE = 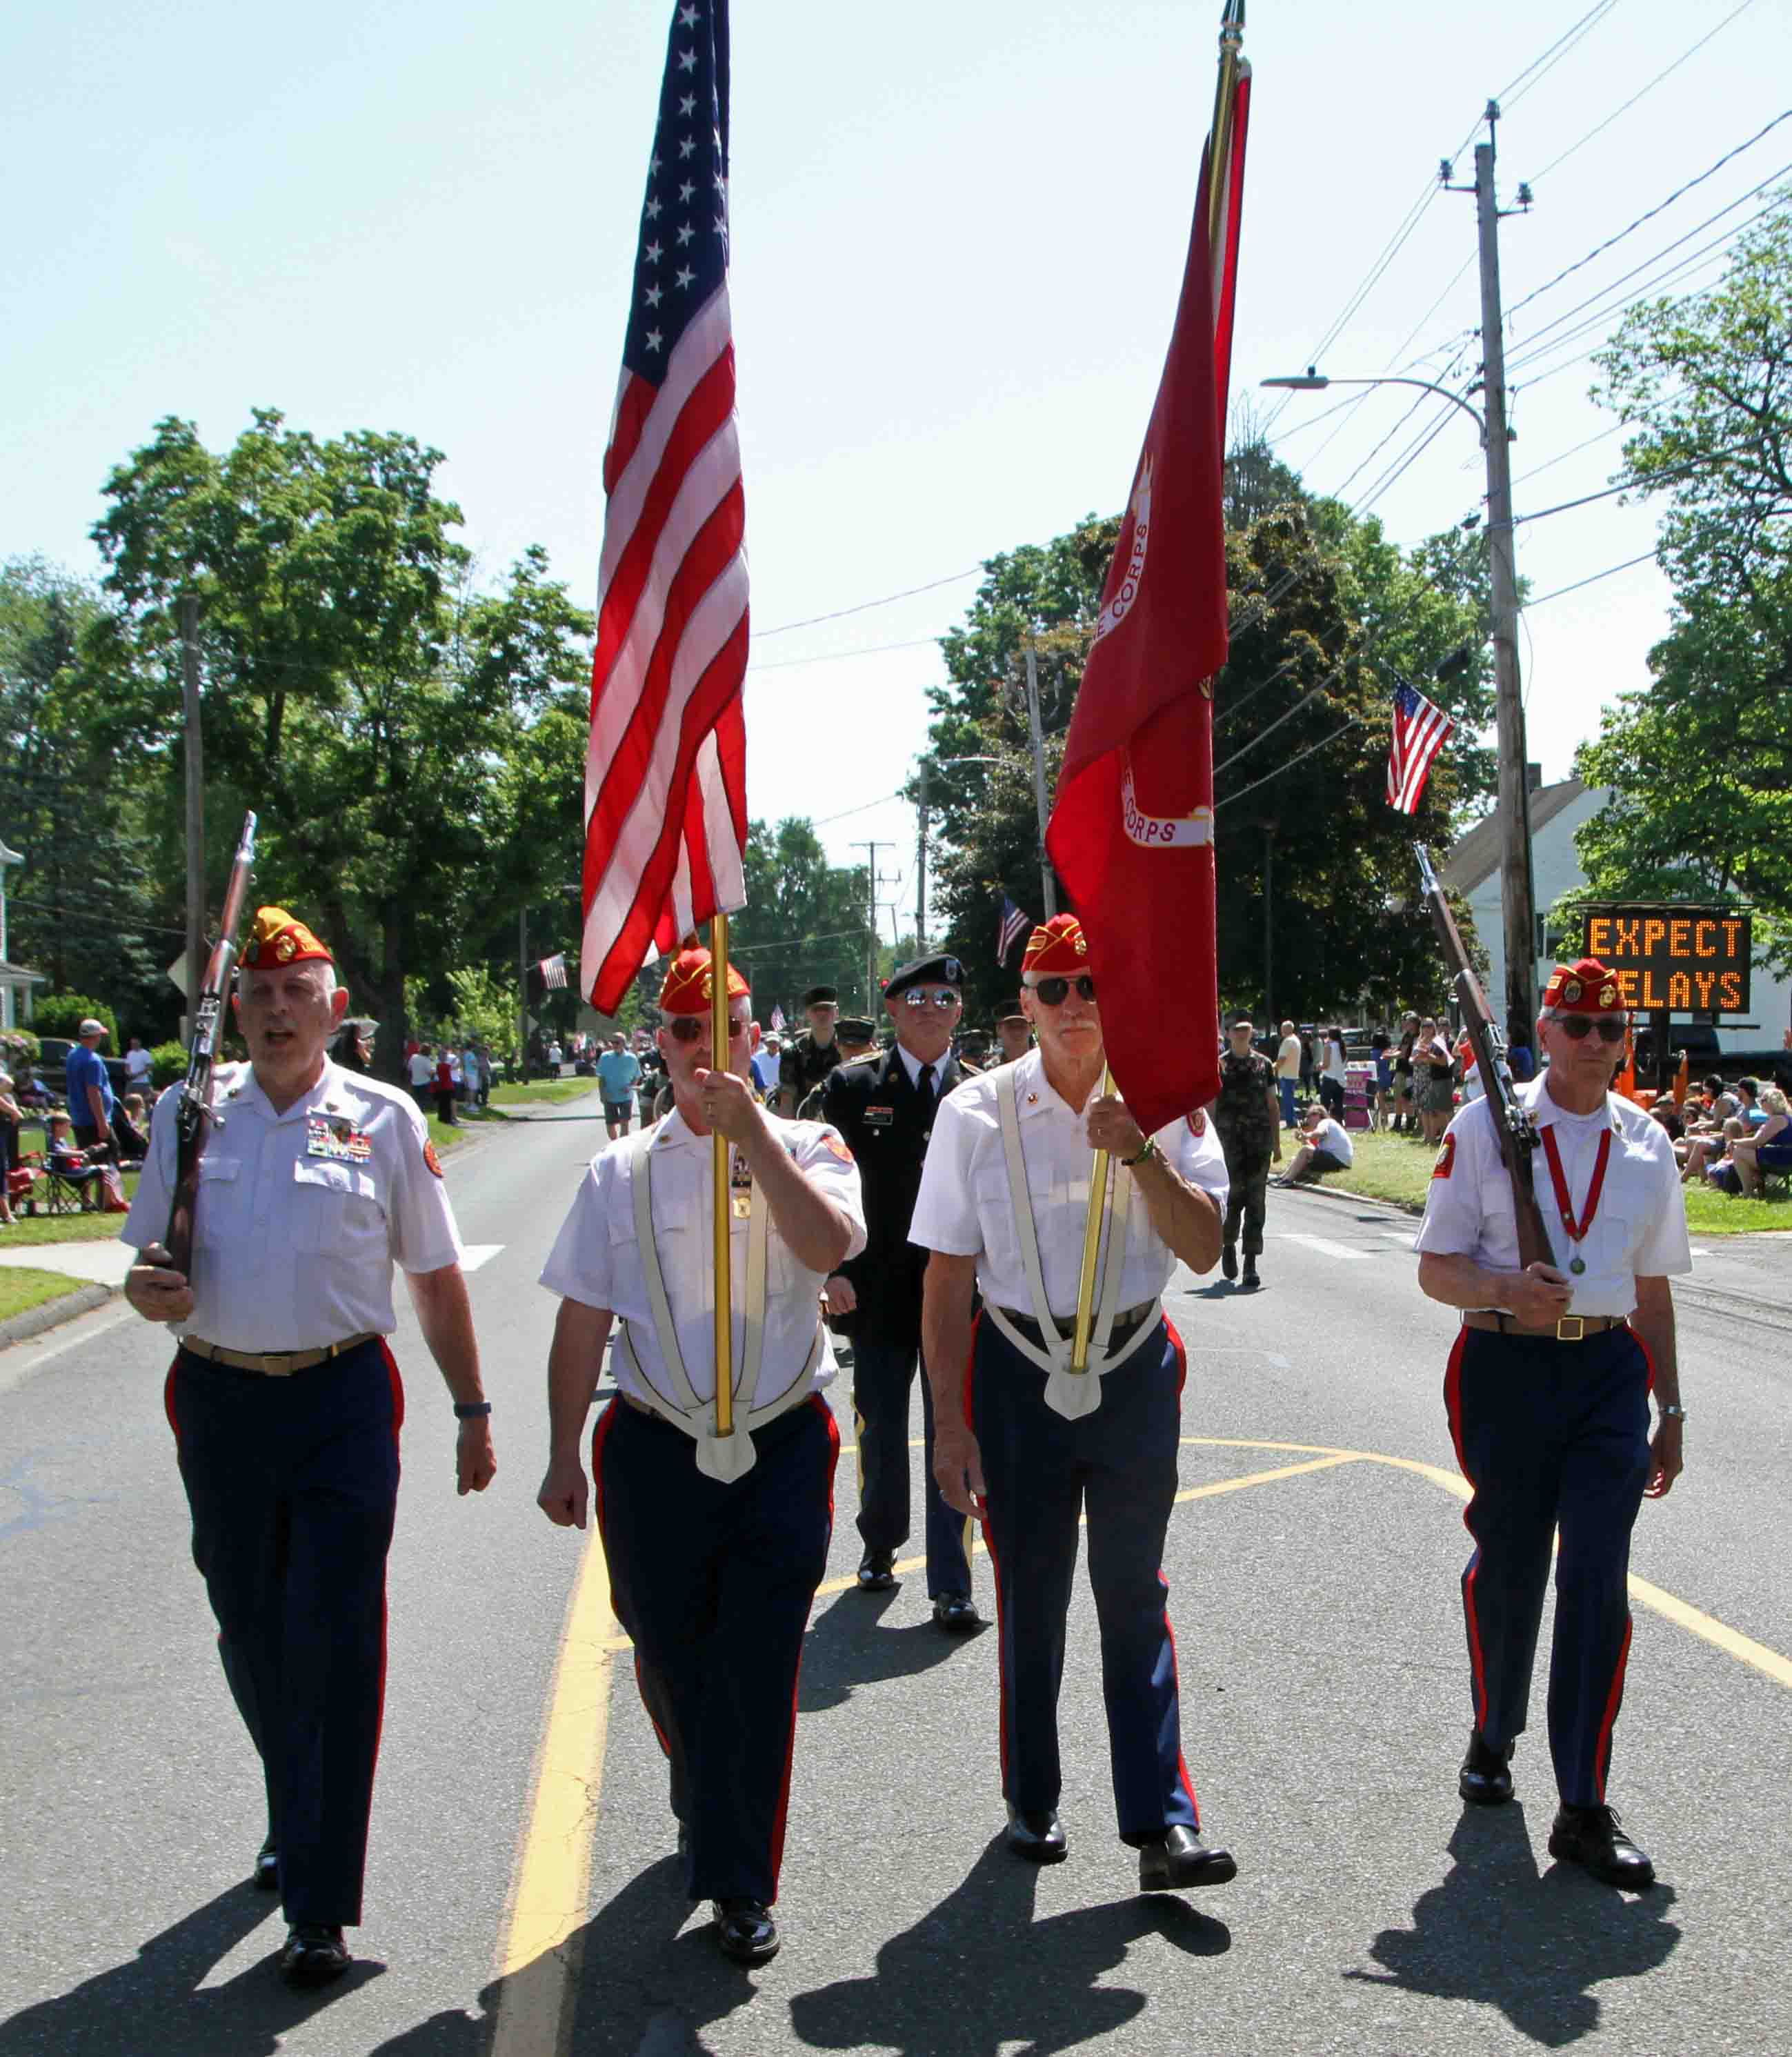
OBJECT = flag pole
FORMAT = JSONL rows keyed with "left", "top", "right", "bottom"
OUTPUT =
{"left": 710, "top": 910, "right": 736, "bottom": 1440}
{"left": 1068, "top": 1063, "right": 1115, "bottom": 1374}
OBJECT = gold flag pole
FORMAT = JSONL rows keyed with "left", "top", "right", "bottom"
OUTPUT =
{"left": 1068, "top": 1064, "right": 1115, "bottom": 1374}
{"left": 710, "top": 910, "right": 736, "bottom": 1440}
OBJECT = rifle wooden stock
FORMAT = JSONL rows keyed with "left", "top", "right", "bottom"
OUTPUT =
{"left": 164, "top": 813, "right": 258, "bottom": 1278}
{"left": 1413, "top": 844, "right": 1555, "bottom": 1273}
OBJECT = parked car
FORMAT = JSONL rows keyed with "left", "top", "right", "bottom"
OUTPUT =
{"left": 35, "top": 1036, "right": 132, "bottom": 1102}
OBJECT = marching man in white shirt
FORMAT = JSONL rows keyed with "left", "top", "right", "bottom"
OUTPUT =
{"left": 535, "top": 946, "right": 866, "bottom": 1966}
{"left": 910, "top": 914, "right": 1237, "bottom": 1894}
{"left": 1415, "top": 956, "right": 1689, "bottom": 1888}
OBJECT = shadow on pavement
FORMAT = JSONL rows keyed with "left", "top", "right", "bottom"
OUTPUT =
{"left": 788, "top": 1835, "right": 1229, "bottom": 2056}
{"left": 1347, "top": 1802, "right": 1681, "bottom": 2047}
{"left": 798, "top": 1584, "right": 978, "bottom": 1714}
{"left": 0, "top": 1884, "right": 383, "bottom": 2056}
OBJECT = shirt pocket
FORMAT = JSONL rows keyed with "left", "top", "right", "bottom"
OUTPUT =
{"left": 972, "top": 1165, "right": 1024, "bottom": 1290}
{"left": 292, "top": 1159, "right": 386, "bottom": 1257}
{"left": 192, "top": 1155, "right": 241, "bottom": 1249}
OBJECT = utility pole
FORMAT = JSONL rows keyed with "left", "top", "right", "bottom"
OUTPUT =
{"left": 1022, "top": 635, "right": 1058, "bottom": 918}
{"left": 1262, "top": 821, "right": 1275, "bottom": 1026}
{"left": 852, "top": 840, "right": 889, "bottom": 1012}
{"left": 915, "top": 759, "right": 929, "bottom": 948}
{"left": 179, "top": 595, "right": 205, "bottom": 1019}
{"left": 518, "top": 906, "right": 530, "bottom": 1082}
{"left": 1465, "top": 103, "right": 1536, "bottom": 1034}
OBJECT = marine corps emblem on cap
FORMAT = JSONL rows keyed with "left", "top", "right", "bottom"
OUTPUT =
{"left": 659, "top": 946, "right": 749, "bottom": 1014}
{"left": 1542, "top": 956, "right": 1626, "bottom": 1016}
{"left": 1022, "top": 913, "right": 1088, "bottom": 978}
{"left": 1564, "top": 980, "right": 1582, "bottom": 1004}
{"left": 1600, "top": 983, "right": 1617, "bottom": 1007}
{"left": 242, "top": 906, "right": 334, "bottom": 968}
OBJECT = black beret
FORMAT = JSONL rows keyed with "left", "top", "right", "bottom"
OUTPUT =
{"left": 882, "top": 953, "right": 965, "bottom": 999}
{"left": 802, "top": 985, "right": 839, "bottom": 1007}
{"left": 837, "top": 1016, "right": 876, "bottom": 1041}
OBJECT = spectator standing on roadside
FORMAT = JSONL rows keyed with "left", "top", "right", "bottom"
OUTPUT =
{"left": 1298, "top": 1030, "right": 1317, "bottom": 1103}
{"left": 1391, "top": 1013, "right": 1420, "bottom": 1133}
{"left": 432, "top": 1048, "right": 459, "bottom": 1127}
{"left": 1418, "top": 1017, "right": 1455, "bottom": 1146}
{"left": 597, "top": 1033, "right": 641, "bottom": 1142}
{"left": 750, "top": 1031, "right": 781, "bottom": 1097}
{"left": 1318, "top": 1025, "right": 1348, "bottom": 1120}
{"left": 67, "top": 1019, "right": 116, "bottom": 1158}
{"left": 462, "top": 1038, "right": 481, "bottom": 1109}
{"left": 124, "top": 1036, "right": 155, "bottom": 1093}
{"left": 1370, "top": 1026, "right": 1393, "bottom": 1131}
{"left": 0, "top": 1071, "right": 20, "bottom": 1224}
{"left": 408, "top": 1042, "right": 435, "bottom": 1107}
{"left": 1274, "top": 1019, "right": 1302, "bottom": 1129}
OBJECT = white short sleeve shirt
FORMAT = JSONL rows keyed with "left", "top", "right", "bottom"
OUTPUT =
{"left": 908, "top": 1050, "right": 1228, "bottom": 1318}
{"left": 539, "top": 1106, "right": 867, "bottom": 1411}
{"left": 125, "top": 1060, "right": 465, "bottom": 1350}
{"left": 1413, "top": 1077, "right": 1691, "bottom": 1315}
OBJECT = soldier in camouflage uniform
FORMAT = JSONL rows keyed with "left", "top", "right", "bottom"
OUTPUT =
{"left": 776, "top": 986, "right": 844, "bottom": 1116}
{"left": 1210, "top": 1015, "right": 1282, "bottom": 1291}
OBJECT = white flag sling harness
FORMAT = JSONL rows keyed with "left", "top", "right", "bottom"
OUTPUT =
{"left": 612, "top": 1121, "right": 822, "bottom": 1482}
{"left": 984, "top": 1064, "right": 1160, "bottom": 1420}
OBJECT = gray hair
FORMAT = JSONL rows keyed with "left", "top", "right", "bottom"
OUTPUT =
{"left": 238, "top": 960, "right": 338, "bottom": 1000}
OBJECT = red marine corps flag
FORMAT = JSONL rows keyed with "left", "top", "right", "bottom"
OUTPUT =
{"left": 581, "top": 0, "right": 748, "bottom": 1015}
{"left": 1044, "top": 2, "right": 1250, "bottom": 1138}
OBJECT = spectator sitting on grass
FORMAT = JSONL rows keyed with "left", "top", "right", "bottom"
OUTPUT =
{"left": 1683, "top": 1075, "right": 1758, "bottom": 1182}
{"left": 1273, "top": 1102, "right": 1356, "bottom": 1187}
{"left": 1717, "top": 1086, "right": 1791, "bottom": 1198}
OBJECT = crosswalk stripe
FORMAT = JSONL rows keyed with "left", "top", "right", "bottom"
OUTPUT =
{"left": 1271, "top": 1232, "right": 1375, "bottom": 1262}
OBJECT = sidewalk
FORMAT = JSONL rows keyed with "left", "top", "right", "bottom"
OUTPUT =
{"left": 0, "top": 1238, "right": 134, "bottom": 1287}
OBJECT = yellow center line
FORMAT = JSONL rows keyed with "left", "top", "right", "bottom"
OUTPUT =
{"left": 492, "top": 1520, "right": 616, "bottom": 2057}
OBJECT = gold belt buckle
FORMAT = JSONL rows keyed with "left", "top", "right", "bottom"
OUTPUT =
{"left": 1555, "top": 1315, "right": 1586, "bottom": 1342}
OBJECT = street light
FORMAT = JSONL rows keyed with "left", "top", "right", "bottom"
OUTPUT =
{"left": 1261, "top": 364, "right": 1535, "bottom": 1039}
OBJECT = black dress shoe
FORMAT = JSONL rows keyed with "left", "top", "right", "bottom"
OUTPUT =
{"left": 1221, "top": 1243, "right": 1238, "bottom": 1280}
{"left": 857, "top": 1550, "right": 897, "bottom": 1592}
{"left": 1137, "top": 1825, "right": 1237, "bottom": 1891}
{"left": 1239, "top": 1262, "right": 1261, "bottom": 1291}
{"left": 252, "top": 1835, "right": 279, "bottom": 1891}
{"left": 1459, "top": 1728, "right": 1514, "bottom": 1805}
{"left": 713, "top": 1898, "right": 779, "bottom": 1964}
{"left": 1549, "top": 1804, "right": 1655, "bottom": 1888}
{"left": 278, "top": 1924, "right": 350, "bottom": 1987}
{"left": 932, "top": 1592, "right": 979, "bottom": 1633}
{"left": 1004, "top": 1804, "right": 1067, "bottom": 1863}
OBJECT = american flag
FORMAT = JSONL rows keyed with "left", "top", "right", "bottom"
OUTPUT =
{"left": 769, "top": 1003, "right": 786, "bottom": 1033}
{"left": 539, "top": 953, "right": 568, "bottom": 991}
{"left": 1386, "top": 683, "right": 1455, "bottom": 815}
{"left": 996, "top": 895, "right": 1031, "bottom": 966}
{"left": 581, "top": 0, "right": 748, "bottom": 1017}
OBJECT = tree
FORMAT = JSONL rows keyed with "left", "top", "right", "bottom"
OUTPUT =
{"left": 1572, "top": 194, "right": 1792, "bottom": 971}
{"left": 87, "top": 414, "right": 593, "bottom": 1075}
{"left": 729, "top": 819, "right": 877, "bottom": 1020}
{"left": 919, "top": 470, "right": 1491, "bottom": 1024}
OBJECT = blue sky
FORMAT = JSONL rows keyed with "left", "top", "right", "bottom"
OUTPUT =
{"left": 3, "top": 0, "right": 1786, "bottom": 943}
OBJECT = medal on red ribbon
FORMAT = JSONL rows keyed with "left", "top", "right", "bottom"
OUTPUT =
{"left": 1538, "top": 1126, "right": 1611, "bottom": 1277}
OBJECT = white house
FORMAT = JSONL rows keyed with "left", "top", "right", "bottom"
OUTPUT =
{"left": 1440, "top": 777, "right": 1791, "bottom": 1052}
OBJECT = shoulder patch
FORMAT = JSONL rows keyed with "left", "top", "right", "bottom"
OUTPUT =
{"left": 1432, "top": 1134, "right": 1456, "bottom": 1181}
{"left": 822, "top": 1130, "right": 854, "bottom": 1164}
{"left": 424, "top": 1140, "right": 445, "bottom": 1178}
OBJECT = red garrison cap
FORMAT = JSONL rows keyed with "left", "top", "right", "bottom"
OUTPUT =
{"left": 1541, "top": 957, "right": 1626, "bottom": 1015}
{"left": 241, "top": 906, "right": 333, "bottom": 968}
{"left": 1022, "top": 914, "right": 1089, "bottom": 980}
{"left": 659, "top": 947, "right": 749, "bottom": 1014}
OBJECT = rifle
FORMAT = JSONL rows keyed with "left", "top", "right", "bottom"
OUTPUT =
{"left": 163, "top": 813, "right": 259, "bottom": 1277}
{"left": 1413, "top": 843, "right": 1555, "bottom": 1271}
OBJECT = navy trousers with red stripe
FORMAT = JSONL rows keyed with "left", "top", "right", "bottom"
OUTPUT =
{"left": 595, "top": 1393, "right": 837, "bottom": 1905}
{"left": 165, "top": 1339, "right": 401, "bottom": 1927}
{"left": 1444, "top": 1324, "right": 1651, "bottom": 1807}
{"left": 969, "top": 1315, "right": 1201, "bottom": 1844}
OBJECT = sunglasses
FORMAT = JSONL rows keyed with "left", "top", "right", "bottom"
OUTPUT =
{"left": 899, "top": 987, "right": 960, "bottom": 1011}
{"left": 666, "top": 1015, "right": 750, "bottom": 1044}
{"left": 1032, "top": 975, "right": 1097, "bottom": 1006}
{"left": 1556, "top": 1015, "right": 1627, "bottom": 1044}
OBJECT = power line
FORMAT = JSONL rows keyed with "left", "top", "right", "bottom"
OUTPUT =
{"left": 1511, "top": 423, "right": 1624, "bottom": 486}
{"left": 1528, "top": 0, "right": 1760, "bottom": 185}
{"left": 1214, "top": 715, "right": 1365, "bottom": 813}
{"left": 1506, "top": 110, "right": 1792, "bottom": 321}
{"left": 749, "top": 568, "right": 982, "bottom": 641}
{"left": 1496, "top": 0, "right": 1620, "bottom": 110}
{"left": 808, "top": 789, "right": 906, "bottom": 828}
{"left": 746, "top": 635, "right": 940, "bottom": 675}
{"left": 1524, "top": 550, "right": 1657, "bottom": 609}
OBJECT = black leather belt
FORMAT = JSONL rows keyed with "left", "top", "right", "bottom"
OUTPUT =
{"left": 1462, "top": 1312, "right": 1625, "bottom": 1343}
{"left": 995, "top": 1300, "right": 1159, "bottom": 1358}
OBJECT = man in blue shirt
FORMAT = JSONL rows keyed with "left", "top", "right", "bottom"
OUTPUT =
{"left": 595, "top": 1035, "right": 643, "bottom": 1142}
{"left": 67, "top": 1018, "right": 116, "bottom": 1155}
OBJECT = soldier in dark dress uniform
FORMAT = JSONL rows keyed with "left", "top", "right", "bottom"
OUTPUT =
{"left": 821, "top": 953, "right": 978, "bottom": 1629}
{"left": 1209, "top": 1016, "right": 1282, "bottom": 1291}
{"left": 776, "top": 986, "right": 844, "bottom": 1116}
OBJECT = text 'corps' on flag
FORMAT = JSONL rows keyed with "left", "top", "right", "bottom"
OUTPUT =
{"left": 581, "top": 0, "right": 748, "bottom": 1017}
{"left": 1386, "top": 683, "right": 1455, "bottom": 816}
{"left": 1044, "top": 18, "right": 1251, "bottom": 1138}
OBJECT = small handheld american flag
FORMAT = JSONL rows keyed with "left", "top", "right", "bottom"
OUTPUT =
{"left": 1386, "top": 684, "right": 1455, "bottom": 815}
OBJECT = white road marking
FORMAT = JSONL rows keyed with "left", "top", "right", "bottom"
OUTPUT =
{"left": 1271, "top": 1232, "right": 1374, "bottom": 1262}
{"left": 460, "top": 1244, "right": 505, "bottom": 1273}
{"left": 1379, "top": 1230, "right": 1418, "bottom": 1244}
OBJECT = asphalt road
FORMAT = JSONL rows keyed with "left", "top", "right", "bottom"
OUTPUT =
{"left": 2, "top": 1102, "right": 1787, "bottom": 2057}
